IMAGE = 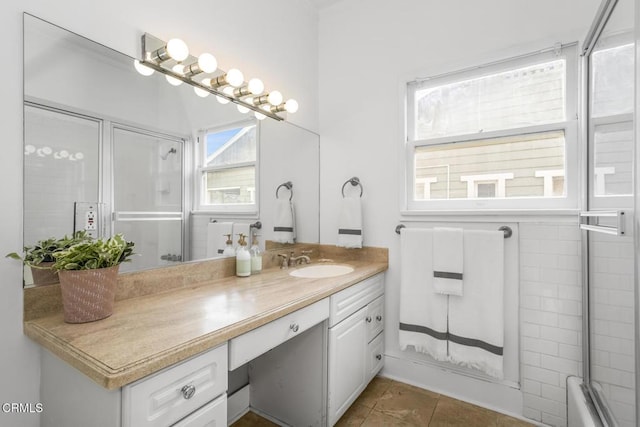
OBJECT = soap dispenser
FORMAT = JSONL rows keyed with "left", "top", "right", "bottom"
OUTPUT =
{"left": 235, "top": 234, "right": 251, "bottom": 277}
{"left": 250, "top": 232, "right": 262, "bottom": 274}
{"left": 222, "top": 234, "right": 235, "bottom": 257}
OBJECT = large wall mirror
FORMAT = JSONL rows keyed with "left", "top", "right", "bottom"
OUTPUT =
{"left": 22, "top": 14, "right": 319, "bottom": 285}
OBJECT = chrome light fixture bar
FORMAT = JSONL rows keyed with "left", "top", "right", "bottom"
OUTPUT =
{"left": 138, "top": 33, "right": 298, "bottom": 121}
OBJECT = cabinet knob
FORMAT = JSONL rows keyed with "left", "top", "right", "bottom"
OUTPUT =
{"left": 376, "top": 354, "right": 382, "bottom": 360}
{"left": 366, "top": 316, "right": 372, "bottom": 323}
{"left": 181, "top": 384, "right": 196, "bottom": 400}
{"left": 376, "top": 315, "right": 382, "bottom": 322}
{"left": 290, "top": 323, "right": 300, "bottom": 333}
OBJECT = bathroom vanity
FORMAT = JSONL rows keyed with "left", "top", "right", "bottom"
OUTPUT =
{"left": 24, "top": 248, "right": 387, "bottom": 427}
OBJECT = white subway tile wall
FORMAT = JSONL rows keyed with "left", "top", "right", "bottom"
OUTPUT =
{"left": 589, "top": 232, "right": 635, "bottom": 427}
{"left": 520, "top": 223, "right": 582, "bottom": 427}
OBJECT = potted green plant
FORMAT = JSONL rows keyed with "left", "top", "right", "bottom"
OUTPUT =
{"left": 6, "top": 231, "right": 90, "bottom": 286}
{"left": 52, "top": 234, "right": 135, "bottom": 323}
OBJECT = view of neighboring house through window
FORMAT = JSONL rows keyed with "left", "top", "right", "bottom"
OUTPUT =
{"left": 198, "top": 121, "right": 257, "bottom": 212}
{"left": 406, "top": 45, "right": 578, "bottom": 210}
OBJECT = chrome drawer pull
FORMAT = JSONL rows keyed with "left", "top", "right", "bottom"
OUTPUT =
{"left": 376, "top": 354, "right": 382, "bottom": 360}
{"left": 366, "top": 316, "right": 372, "bottom": 323}
{"left": 181, "top": 384, "right": 196, "bottom": 400}
{"left": 290, "top": 323, "right": 299, "bottom": 333}
{"left": 376, "top": 315, "right": 382, "bottom": 322}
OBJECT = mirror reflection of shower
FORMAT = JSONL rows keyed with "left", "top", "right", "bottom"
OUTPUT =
{"left": 161, "top": 147, "right": 177, "bottom": 160}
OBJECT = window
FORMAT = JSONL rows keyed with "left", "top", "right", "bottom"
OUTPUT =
{"left": 196, "top": 120, "right": 258, "bottom": 212}
{"left": 405, "top": 45, "right": 578, "bottom": 211}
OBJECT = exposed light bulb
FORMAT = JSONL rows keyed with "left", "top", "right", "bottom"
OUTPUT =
{"left": 248, "top": 78, "right": 264, "bottom": 95}
{"left": 75, "top": 152, "right": 85, "bottom": 160}
{"left": 134, "top": 60, "right": 154, "bottom": 76}
{"left": 267, "top": 90, "right": 283, "bottom": 106}
{"left": 237, "top": 104, "right": 250, "bottom": 114}
{"left": 166, "top": 64, "right": 184, "bottom": 86}
{"left": 284, "top": 99, "right": 299, "bottom": 113}
{"left": 254, "top": 112, "right": 267, "bottom": 120}
{"left": 197, "top": 53, "right": 217, "bottom": 73}
{"left": 166, "top": 38, "right": 189, "bottom": 61}
{"left": 216, "top": 86, "right": 234, "bottom": 104}
{"left": 226, "top": 68, "right": 244, "bottom": 88}
{"left": 194, "top": 87, "right": 209, "bottom": 97}
{"left": 166, "top": 76, "right": 182, "bottom": 86}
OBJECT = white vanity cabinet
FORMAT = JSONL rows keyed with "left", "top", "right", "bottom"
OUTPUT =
{"left": 40, "top": 343, "right": 228, "bottom": 427}
{"left": 327, "top": 273, "right": 385, "bottom": 426}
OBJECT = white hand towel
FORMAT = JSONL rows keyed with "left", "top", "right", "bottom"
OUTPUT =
{"left": 337, "top": 197, "right": 363, "bottom": 248}
{"left": 448, "top": 230, "right": 504, "bottom": 378}
{"left": 433, "top": 227, "right": 464, "bottom": 296}
{"left": 399, "top": 228, "right": 448, "bottom": 361}
{"left": 206, "top": 222, "right": 233, "bottom": 258}
{"left": 273, "top": 199, "right": 295, "bottom": 244}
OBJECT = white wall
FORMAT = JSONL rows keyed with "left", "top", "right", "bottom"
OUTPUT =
{"left": 318, "top": 0, "right": 601, "bottom": 424}
{"left": 0, "top": 1, "right": 318, "bottom": 426}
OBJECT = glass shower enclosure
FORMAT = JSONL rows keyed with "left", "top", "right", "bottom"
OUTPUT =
{"left": 580, "top": 0, "right": 636, "bottom": 426}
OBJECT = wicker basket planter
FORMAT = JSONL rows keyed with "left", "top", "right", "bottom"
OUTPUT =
{"left": 30, "top": 262, "right": 59, "bottom": 286}
{"left": 58, "top": 265, "right": 119, "bottom": 323}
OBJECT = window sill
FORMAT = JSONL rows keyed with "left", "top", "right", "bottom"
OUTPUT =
{"left": 399, "top": 208, "right": 581, "bottom": 223}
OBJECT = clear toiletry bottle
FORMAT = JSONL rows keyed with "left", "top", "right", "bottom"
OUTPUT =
{"left": 250, "top": 232, "right": 262, "bottom": 274}
{"left": 235, "top": 234, "right": 251, "bottom": 277}
{"left": 222, "top": 234, "right": 235, "bottom": 257}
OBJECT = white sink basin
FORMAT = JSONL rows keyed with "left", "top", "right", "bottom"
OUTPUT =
{"left": 289, "top": 264, "right": 354, "bottom": 278}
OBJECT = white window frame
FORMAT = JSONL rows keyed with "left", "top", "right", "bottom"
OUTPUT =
{"left": 194, "top": 119, "right": 259, "bottom": 215}
{"left": 403, "top": 44, "right": 579, "bottom": 213}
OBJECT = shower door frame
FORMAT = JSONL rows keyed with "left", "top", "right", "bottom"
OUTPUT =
{"left": 108, "top": 122, "right": 190, "bottom": 269}
{"left": 579, "top": 0, "right": 638, "bottom": 426}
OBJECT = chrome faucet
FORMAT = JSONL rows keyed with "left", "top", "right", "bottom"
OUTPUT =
{"left": 289, "top": 254, "right": 311, "bottom": 267}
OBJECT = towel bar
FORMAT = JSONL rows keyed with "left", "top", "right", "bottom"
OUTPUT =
{"left": 395, "top": 224, "right": 512, "bottom": 238}
{"left": 276, "top": 181, "right": 293, "bottom": 200}
{"left": 341, "top": 177, "right": 363, "bottom": 197}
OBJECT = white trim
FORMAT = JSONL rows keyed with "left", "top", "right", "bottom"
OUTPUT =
{"left": 460, "top": 173, "right": 514, "bottom": 198}
{"left": 535, "top": 169, "right": 565, "bottom": 197}
{"left": 415, "top": 177, "right": 438, "bottom": 199}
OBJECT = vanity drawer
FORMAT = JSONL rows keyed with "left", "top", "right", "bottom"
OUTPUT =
{"left": 172, "top": 393, "right": 226, "bottom": 427}
{"left": 122, "top": 343, "right": 228, "bottom": 427}
{"left": 366, "top": 296, "right": 384, "bottom": 342}
{"left": 228, "top": 298, "right": 330, "bottom": 370}
{"left": 367, "top": 332, "right": 384, "bottom": 381}
{"left": 329, "top": 273, "right": 384, "bottom": 327}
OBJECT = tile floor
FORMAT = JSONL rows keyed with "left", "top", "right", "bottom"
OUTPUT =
{"left": 231, "top": 376, "right": 535, "bottom": 426}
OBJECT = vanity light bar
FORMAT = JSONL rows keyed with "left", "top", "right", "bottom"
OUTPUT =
{"left": 139, "top": 33, "right": 298, "bottom": 121}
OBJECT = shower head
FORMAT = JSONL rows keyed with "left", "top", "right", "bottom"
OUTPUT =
{"left": 161, "top": 147, "right": 177, "bottom": 160}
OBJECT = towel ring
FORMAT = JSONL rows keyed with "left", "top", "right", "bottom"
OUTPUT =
{"left": 341, "top": 177, "right": 363, "bottom": 198}
{"left": 276, "top": 181, "right": 293, "bottom": 201}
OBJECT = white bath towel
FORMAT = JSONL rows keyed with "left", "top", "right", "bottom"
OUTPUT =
{"left": 433, "top": 227, "right": 464, "bottom": 296}
{"left": 206, "top": 222, "right": 233, "bottom": 258}
{"left": 337, "top": 197, "right": 363, "bottom": 248}
{"left": 273, "top": 199, "right": 295, "bottom": 244}
{"left": 399, "top": 228, "right": 448, "bottom": 361}
{"left": 448, "top": 230, "right": 504, "bottom": 378}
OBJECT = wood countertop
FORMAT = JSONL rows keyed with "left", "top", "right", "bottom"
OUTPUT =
{"left": 24, "top": 260, "right": 387, "bottom": 390}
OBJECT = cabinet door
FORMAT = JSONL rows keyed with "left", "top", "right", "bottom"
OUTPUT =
{"left": 328, "top": 306, "right": 368, "bottom": 426}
